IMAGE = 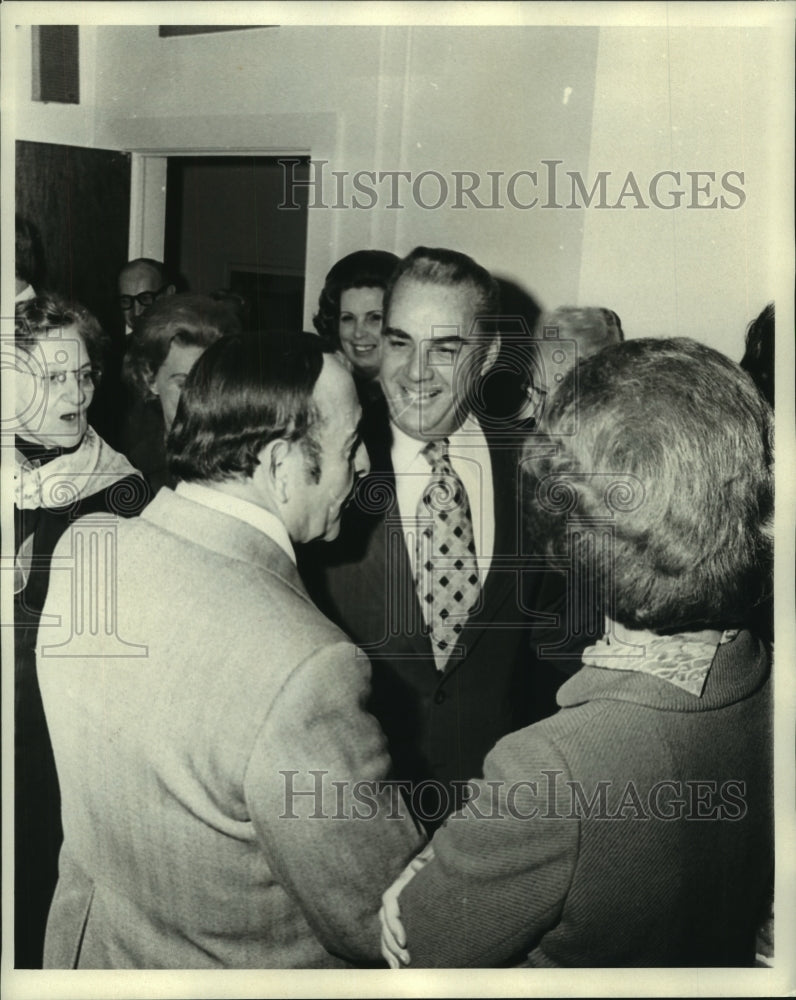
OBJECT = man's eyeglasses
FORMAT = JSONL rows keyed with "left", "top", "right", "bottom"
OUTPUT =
{"left": 119, "top": 286, "right": 170, "bottom": 310}
{"left": 31, "top": 369, "right": 102, "bottom": 389}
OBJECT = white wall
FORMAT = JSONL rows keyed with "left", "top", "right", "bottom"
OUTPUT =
{"left": 13, "top": 22, "right": 788, "bottom": 355}
{"left": 91, "top": 24, "right": 400, "bottom": 329}
{"left": 83, "top": 25, "right": 601, "bottom": 327}
{"left": 387, "top": 27, "right": 599, "bottom": 313}
{"left": 579, "top": 26, "right": 780, "bottom": 359}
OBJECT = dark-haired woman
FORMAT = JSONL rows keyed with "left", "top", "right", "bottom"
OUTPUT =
{"left": 13, "top": 293, "right": 150, "bottom": 968}
{"left": 381, "top": 337, "right": 774, "bottom": 968}
{"left": 313, "top": 249, "right": 399, "bottom": 384}
{"left": 310, "top": 250, "right": 399, "bottom": 473}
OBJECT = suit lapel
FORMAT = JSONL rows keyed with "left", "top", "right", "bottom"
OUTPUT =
{"left": 441, "top": 432, "right": 522, "bottom": 678}
{"left": 354, "top": 458, "right": 433, "bottom": 661}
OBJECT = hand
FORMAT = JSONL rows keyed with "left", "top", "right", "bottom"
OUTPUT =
{"left": 379, "top": 843, "right": 435, "bottom": 968}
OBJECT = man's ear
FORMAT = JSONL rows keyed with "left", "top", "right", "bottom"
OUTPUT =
{"left": 480, "top": 334, "right": 501, "bottom": 375}
{"left": 255, "top": 439, "right": 293, "bottom": 505}
{"left": 165, "top": 284, "right": 177, "bottom": 297}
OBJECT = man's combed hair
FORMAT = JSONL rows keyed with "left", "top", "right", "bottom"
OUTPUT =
{"left": 168, "top": 332, "right": 329, "bottom": 484}
{"left": 524, "top": 337, "right": 773, "bottom": 632}
{"left": 383, "top": 246, "right": 500, "bottom": 328}
{"left": 312, "top": 249, "right": 399, "bottom": 344}
{"left": 15, "top": 292, "right": 109, "bottom": 371}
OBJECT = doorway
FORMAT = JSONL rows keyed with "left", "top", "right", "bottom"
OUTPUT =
{"left": 163, "top": 155, "right": 310, "bottom": 334}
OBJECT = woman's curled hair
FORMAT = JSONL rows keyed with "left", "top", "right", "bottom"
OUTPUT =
{"left": 523, "top": 337, "right": 773, "bottom": 632}
{"left": 312, "top": 249, "right": 399, "bottom": 344}
{"left": 15, "top": 292, "right": 109, "bottom": 371}
{"left": 123, "top": 293, "right": 242, "bottom": 401}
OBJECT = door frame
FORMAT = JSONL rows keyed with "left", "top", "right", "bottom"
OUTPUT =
{"left": 128, "top": 147, "right": 316, "bottom": 258}
{"left": 125, "top": 109, "right": 340, "bottom": 328}
{"left": 129, "top": 148, "right": 322, "bottom": 329}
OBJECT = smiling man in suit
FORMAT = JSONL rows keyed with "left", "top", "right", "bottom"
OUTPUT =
{"left": 308, "top": 247, "right": 570, "bottom": 829}
{"left": 37, "top": 332, "right": 424, "bottom": 968}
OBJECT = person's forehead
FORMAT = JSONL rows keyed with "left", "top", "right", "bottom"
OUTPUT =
{"left": 17, "top": 334, "right": 86, "bottom": 380}
{"left": 387, "top": 278, "right": 478, "bottom": 336}
{"left": 120, "top": 264, "right": 161, "bottom": 292}
{"left": 340, "top": 285, "right": 384, "bottom": 305}
{"left": 26, "top": 327, "right": 86, "bottom": 360}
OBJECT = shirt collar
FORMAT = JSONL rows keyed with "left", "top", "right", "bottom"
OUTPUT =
{"left": 175, "top": 481, "right": 296, "bottom": 565}
{"left": 390, "top": 415, "right": 486, "bottom": 473}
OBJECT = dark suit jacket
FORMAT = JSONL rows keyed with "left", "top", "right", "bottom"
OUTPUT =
{"left": 300, "top": 417, "right": 582, "bottom": 826}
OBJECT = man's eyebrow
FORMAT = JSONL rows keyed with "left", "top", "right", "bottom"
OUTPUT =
{"left": 428, "top": 334, "right": 465, "bottom": 346}
{"left": 383, "top": 328, "right": 465, "bottom": 345}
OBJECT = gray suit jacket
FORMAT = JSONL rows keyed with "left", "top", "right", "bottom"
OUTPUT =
{"left": 37, "top": 488, "right": 424, "bottom": 968}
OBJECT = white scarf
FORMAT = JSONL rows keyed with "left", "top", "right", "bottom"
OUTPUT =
{"left": 14, "top": 426, "right": 140, "bottom": 593}
{"left": 582, "top": 618, "right": 739, "bottom": 697}
{"left": 14, "top": 425, "right": 138, "bottom": 511}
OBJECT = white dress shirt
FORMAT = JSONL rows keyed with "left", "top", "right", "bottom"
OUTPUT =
{"left": 391, "top": 417, "right": 495, "bottom": 608}
{"left": 176, "top": 480, "right": 296, "bottom": 565}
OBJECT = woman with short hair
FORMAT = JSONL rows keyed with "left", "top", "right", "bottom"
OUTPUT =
{"left": 13, "top": 292, "right": 150, "bottom": 968}
{"left": 313, "top": 249, "right": 399, "bottom": 385}
{"left": 14, "top": 293, "right": 149, "bottom": 631}
{"left": 121, "top": 292, "right": 240, "bottom": 491}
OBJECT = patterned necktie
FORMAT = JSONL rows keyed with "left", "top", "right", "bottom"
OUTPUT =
{"left": 415, "top": 439, "right": 481, "bottom": 670}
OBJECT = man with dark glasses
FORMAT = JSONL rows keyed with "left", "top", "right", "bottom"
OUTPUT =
{"left": 118, "top": 257, "right": 175, "bottom": 334}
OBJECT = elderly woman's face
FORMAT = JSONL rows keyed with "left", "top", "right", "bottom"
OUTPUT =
{"left": 149, "top": 340, "right": 207, "bottom": 432}
{"left": 15, "top": 327, "right": 94, "bottom": 449}
{"left": 338, "top": 286, "right": 385, "bottom": 380}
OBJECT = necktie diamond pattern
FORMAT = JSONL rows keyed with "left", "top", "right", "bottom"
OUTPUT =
{"left": 415, "top": 439, "right": 481, "bottom": 670}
